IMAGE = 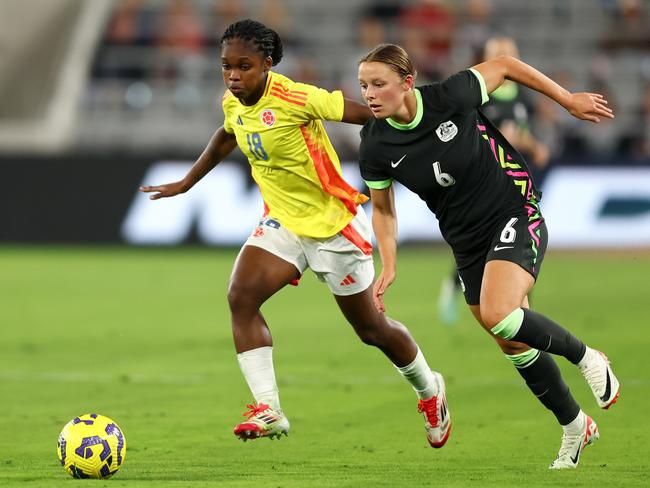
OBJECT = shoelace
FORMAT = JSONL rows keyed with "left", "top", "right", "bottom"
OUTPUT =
{"left": 556, "top": 430, "right": 583, "bottom": 460}
{"left": 242, "top": 403, "right": 271, "bottom": 419}
{"left": 417, "top": 397, "right": 439, "bottom": 427}
{"left": 580, "top": 355, "right": 605, "bottom": 391}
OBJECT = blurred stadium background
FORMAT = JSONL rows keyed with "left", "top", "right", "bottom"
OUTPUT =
{"left": 1, "top": 0, "right": 650, "bottom": 246}
{"left": 1, "top": 1, "right": 650, "bottom": 486}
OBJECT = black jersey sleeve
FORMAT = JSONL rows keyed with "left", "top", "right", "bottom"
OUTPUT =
{"left": 359, "top": 130, "right": 392, "bottom": 189}
{"left": 439, "top": 69, "right": 488, "bottom": 115}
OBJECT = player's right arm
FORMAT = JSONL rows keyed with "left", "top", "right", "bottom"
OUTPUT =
{"left": 369, "top": 185, "right": 398, "bottom": 313}
{"left": 140, "top": 126, "right": 237, "bottom": 200}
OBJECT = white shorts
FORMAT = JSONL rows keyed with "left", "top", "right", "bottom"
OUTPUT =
{"left": 242, "top": 207, "right": 375, "bottom": 296}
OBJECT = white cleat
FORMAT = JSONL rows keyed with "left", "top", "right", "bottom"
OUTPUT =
{"left": 233, "top": 403, "right": 290, "bottom": 441}
{"left": 549, "top": 413, "right": 599, "bottom": 469}
{"left": 578, "top": 347, "right": 621, "bottom": 409}
{"left": 417, "top": 372, "right": 452, "bottom": 448}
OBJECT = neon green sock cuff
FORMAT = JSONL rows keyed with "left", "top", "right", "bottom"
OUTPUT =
{"left": 505, "top": 348, "right": 540, "bottom": 369}
{"left": 491, "top": 308, "right": 524, "bottom": 340}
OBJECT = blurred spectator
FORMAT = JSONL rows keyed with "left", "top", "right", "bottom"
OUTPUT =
{"left": 341, "top": 11, "right": 389, "bottom": 98}
{"left": 154, "top": 0, "right": 206, "bottom": 79}
{"left": 481, "top": 36, "right": 550, "bottom": 183}
{"left": 623, "top": 84, "right": 650, "bottom": 162}
{"left": 601, "top": 0, "right": 650, "bottom": 52}
{"left": 94, "top": 0, "right": 155, "bottom": 80}
{"left": 397, "top": 0, "right": 456, "bottom": 82}
{"left": 260, "top": 0, "right": 297, "bottom": 48}
{"left": 453, "top": 0, "right": 495, "bottom": 68}
{"left": 567, "top": 57, "right": 620, "bottom": 162}
{"left": 152, "top": 0, "right": 207, "bottom": 110}
{"left": 209, "top": 0, "right": 248, "bottom": 44}
{"left": 333, "top": 7, "right": 397, "bottom": 159}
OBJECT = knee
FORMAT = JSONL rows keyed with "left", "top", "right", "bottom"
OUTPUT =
{"left": 480, "top": 304, "right": 521, "bottom": 331}
{"left": 495, "top": 337, "right": 529, "bottom": 355}
{"left": 483, "top": 306, "right": 525, "bottom": 343}
{"left": 354, "top": 320, "right": 387, "bottom": 347}
{"left": 227, "top": 280, "right": 260, "bottom": 313}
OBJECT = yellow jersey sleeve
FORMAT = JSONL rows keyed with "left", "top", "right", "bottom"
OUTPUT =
{"left": 292, "top": 82, "right": 345, "bottom": 122}
{"left": 221, "top": 90, "right": 236, "bottom": 134}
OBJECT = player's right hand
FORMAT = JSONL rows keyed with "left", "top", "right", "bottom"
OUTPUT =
{"left": 139, "top": 181, "right": 187, "bottom": 200}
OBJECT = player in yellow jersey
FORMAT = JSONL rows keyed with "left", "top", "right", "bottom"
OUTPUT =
{"left": 140, "top": 19, "right": 451, "bottom": 448}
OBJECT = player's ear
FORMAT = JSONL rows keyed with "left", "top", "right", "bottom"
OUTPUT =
{"left": 263, "top": 56, "right": 273, "bottom": 72}
{"left": 403, "top": 74, "right": 414, "bottom": 91}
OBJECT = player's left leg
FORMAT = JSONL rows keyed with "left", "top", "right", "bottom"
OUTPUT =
{"left": 308, "top": 208, "right": 451, "bottom": 447}
{"left": 335, "top": 287, "right": 451, "bottom": 448}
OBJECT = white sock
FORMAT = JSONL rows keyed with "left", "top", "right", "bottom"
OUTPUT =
{"left": 237, "top": 346, "right": 281, "bottom": 412}
{"left": 395, "top": 348, "right": 438, "bottom": 400}
{"left": 577, "top": 346, "right": 595, "bottom": 368}
{"left": 563, "top": 410, "right": 586, "bottom": 433}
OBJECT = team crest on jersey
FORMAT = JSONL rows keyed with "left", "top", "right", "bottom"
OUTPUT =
{"left": 436, "top": 121, "right": 458, "bottom": 142}
{"left": 260, "top": 109, "right": 276, "bottom": 127}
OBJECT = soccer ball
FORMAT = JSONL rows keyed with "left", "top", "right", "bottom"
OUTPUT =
{"left": 57, "top": 413, "right": 127, "bottom": 479}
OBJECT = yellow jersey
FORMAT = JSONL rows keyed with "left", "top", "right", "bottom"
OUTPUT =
{"left": 222, "top": 71, "right": 368, "bottom": 238}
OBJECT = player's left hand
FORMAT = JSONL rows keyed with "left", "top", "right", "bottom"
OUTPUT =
{"left": 566, "top": 93, "right": 614, "bottom": 123}
{"left": 373, "top": 269, "right": 395, "bottom": 313}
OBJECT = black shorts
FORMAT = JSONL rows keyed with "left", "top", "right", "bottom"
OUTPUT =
{"left": 452, "top": 210, "right": 548, "bottom": 305}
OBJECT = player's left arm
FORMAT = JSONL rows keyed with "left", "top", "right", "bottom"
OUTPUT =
{"left": 341, "top": 98, "right": 373, "bottom": 125}
{"left": 472, "top": 56, "right": 614, "bottom": 123}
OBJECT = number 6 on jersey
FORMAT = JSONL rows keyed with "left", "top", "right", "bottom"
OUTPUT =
{"left": 433, "top": 161, "right": 455, "bottom": 187}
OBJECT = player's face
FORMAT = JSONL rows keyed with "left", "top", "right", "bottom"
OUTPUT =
{"left": 358, "top": 61, "right": 410, "bottom": 119}
{"left": 221, "top": 38, "right": 272, "bottom": 105}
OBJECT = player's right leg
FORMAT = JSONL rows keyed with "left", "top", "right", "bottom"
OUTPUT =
{"left": 228, "top": 219, "right": 305, "bottom": 441}
{"left": 470, "top": 304, "right": 599, "bottom": 468}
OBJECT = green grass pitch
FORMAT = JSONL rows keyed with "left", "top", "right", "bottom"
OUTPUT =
{"left": 0, "top": 246, "right": 648, "bottom": 487}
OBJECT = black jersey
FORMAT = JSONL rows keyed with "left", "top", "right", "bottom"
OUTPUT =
{"left": 359, "top": 69, "right": 541, "bottom": 252}
{"left": 481, "top": 82, "right": 533, "bottom": 130}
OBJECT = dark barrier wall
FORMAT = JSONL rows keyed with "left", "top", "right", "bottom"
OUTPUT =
{"left": 1, "top": 156, "right": 151, "bottom": 242}
{"left": 3, "top": 156, "right": 650, "bottom": 247}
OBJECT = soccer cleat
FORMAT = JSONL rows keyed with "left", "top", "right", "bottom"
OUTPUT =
{"left": 233, "top": 403, "right": 290, "bottom": 441}
{"left": 578, "top": 347, "right": 621, "bottom": 409}
{"left": 417, "top": 372, "right": 452, "bottom": 448}
{"left": 549, "top": 413, "right": 599, "bottom": 469}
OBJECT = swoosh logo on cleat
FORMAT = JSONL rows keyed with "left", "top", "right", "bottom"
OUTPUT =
{"left": 570, "top": 449, "right": 581, "bottom": 465}
{"left": 600, "top": 369, "right": 611, "bottom": 403}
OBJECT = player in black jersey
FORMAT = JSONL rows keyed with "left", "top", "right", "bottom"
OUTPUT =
{"left": 357, "top": 43, "right": 619, "bottom": 469}
{"left": 438, "top": 36, "right": 550, "bottom": 325}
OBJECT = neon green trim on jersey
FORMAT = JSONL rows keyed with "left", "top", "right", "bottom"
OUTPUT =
{"left": 365, "top": 179, "right": 393, "bottom": 190}
{"left": 469, "top": 68, "right": 489, "bottom": 105}
{"left": 505, "top": 348, "right": 540, "bottom": 369}
{"left": 386, "top": 89, "right": 423, "bottom": 130}
{"left": 491, "top": 308, "right": 524, "bottom": 340}
{"left": 491, "top": 82, "right": 518, "bottom": 101}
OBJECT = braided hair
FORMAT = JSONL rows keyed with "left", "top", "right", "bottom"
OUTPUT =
{"left": 221, "top": 19, "right": 283, "bottom": 66}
